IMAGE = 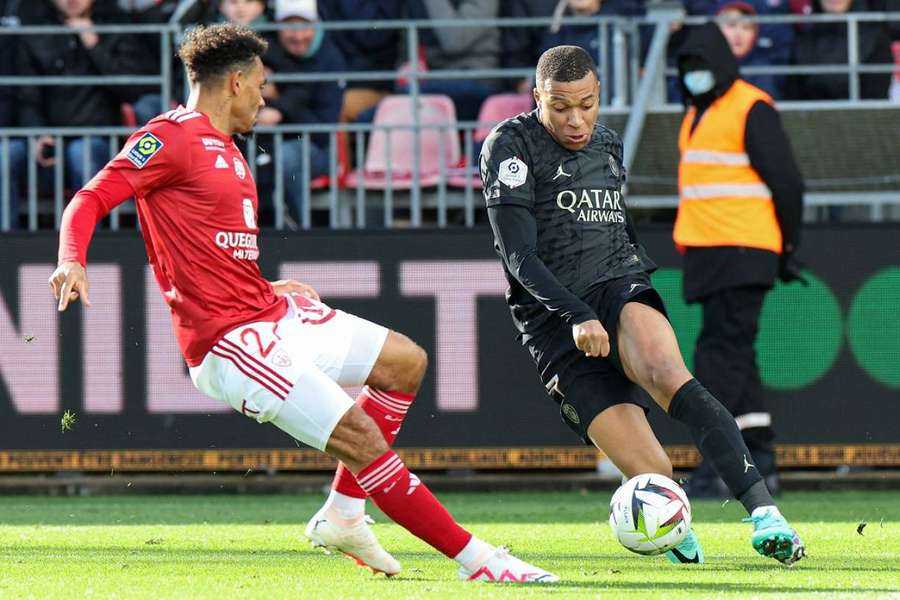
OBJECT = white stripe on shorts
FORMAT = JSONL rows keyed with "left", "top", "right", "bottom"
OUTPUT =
{"left": 213, "top": 340, "right": 293, "bottom": 398}
{"left": 219, "top": 338, "right": 294, "bottom": 389}
{"left": 210, "top": 347, "right": 289, "bottom": 400}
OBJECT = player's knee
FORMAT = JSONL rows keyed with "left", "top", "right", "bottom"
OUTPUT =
{"left": 645, "top": 358, "right": 690, "bottom": 399}
{"left": 391, "top": 339, "right": 428, "bottom": 393}
{"left": 407, "top": 343, "right": 428, "bottom": 388}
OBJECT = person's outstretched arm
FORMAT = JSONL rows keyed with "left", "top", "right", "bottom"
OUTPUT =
{"left": 487, "top": 203, "right": 598, "bottom": 326}
{"left": 51, "top": 120, "right": 188, "bottom": 310}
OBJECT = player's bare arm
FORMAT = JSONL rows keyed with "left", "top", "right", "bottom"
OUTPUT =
{"left": 49, "top": 261, "right": 91, "bottom": 312}
{"left": 269, "top": 279, "right": 320, "bottom": 301}
{"left": 572, "top": 319, "right": 609, "bottom": 358}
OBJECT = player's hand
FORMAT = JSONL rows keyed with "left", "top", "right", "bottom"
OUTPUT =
{"left": 35, "top": 136, "right": 56, "bottom": 168}
{"left": 572, "top": 319, "right": 610, "bottom": 358}
{"left": 49, "top": 261, "right": 91, "bottom": 312}
{"left": 270, "top": 279, "right": 320, "bottom": 301}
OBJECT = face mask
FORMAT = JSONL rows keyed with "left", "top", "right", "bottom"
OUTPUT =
{"left": 683, "top": 70, "right": 715, "bottom": 96}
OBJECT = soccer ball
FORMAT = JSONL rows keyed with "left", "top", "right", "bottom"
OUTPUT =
{"left": 608, "top": 473, "right": 692, "bottom": 555}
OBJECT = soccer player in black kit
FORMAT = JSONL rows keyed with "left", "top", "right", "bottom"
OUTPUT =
{"left": 480, "top": 45, "right": 805, "bottom": 566}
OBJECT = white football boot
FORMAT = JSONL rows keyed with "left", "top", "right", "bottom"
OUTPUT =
{"left": 458, "top": 546, "right": 560, "bottom": 583}
{"left": 304, "top": 508, "right": 401, "bottom": 576}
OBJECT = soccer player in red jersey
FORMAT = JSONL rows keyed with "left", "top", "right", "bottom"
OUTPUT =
{"left": 48, "top": 24, "right": 557, "bottom": 583}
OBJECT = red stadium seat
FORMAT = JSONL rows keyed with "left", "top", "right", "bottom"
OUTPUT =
{"left": 346, "top": 95, "right": 460, "bottom": 190}
{"left": 120, "top": 103, "right": 137, "bottom": 128}
{"left": 448, "top": 93, "right": 533, "bottom": 190}
{"left": 310, "top": 130, "right": 349, "bottom": 190}
{"left": 893, "top": 41, "right": 900, "bottom": 80}
{"left": 474, "top": 93, "right": 534, "bottom": 142}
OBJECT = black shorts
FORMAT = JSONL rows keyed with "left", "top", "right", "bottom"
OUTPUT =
{"left": 526, "top": 273, "right": 668, "bottom": 444}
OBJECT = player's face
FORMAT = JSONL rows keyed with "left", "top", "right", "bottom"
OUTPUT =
{"left": 232, "top": 57, "right": 266, "bottom": 134}
{"left": 534, "top": 72, "right": 600, "bottom": 151}
{"left": 718, "top": 9, "right": 757, "bottom": 59}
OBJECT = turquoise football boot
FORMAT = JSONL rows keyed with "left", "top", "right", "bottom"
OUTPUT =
{"left": 666, "top": 529, "right": 704, "bottom": 564}
{"left": 743, "top": 508, "right": 806, "bottom": 565}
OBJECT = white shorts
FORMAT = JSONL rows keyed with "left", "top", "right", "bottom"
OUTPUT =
{"left": 189, "top": 293, "right": 389, "bottom": 450}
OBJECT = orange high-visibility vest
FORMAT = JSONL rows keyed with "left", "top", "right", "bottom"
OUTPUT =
{"left": 674, "top": 79, "right": 782, "bottom": 254}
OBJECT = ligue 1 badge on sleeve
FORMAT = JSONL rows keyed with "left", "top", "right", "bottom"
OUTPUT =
{"left": 498, "top": 156, "right": 528, "bottom": 189}
{"left": 126, "top": 132, "right": 164, "bottom": 169}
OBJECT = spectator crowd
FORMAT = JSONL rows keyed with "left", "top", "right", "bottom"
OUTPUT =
{"left": 0, "top": 0, "right": 897, "bottom": 228}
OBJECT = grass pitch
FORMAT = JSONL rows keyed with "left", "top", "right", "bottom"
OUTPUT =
{"left": 1, "top": 490, "right": 898, "bottom": 599}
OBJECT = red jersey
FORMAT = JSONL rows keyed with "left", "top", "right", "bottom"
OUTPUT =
{"left": 74, "top": 107, "right": 286, "bottom": 366}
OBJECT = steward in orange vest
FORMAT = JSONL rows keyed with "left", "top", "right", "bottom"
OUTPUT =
{"left": 674, "top": 23, "right": 804, "bottom": 498}
{"left": 675, "top": 23, "right": 804, "bottom": 299}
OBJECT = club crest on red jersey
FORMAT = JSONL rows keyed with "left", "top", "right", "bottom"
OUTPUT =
{"left": 242, "top": 198, "right": 256, "bottom": 229}
{"left": 233, "top": 157, "right": 246, "bottom": 180}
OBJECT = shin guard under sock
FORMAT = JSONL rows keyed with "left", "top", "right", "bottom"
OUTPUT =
{"left": 669, "top": 379, "right": 774, "bottom": 512}
{"left": 357, "top": 450, "right": 472, "bottom": 558}
{"left": 331, "top": 387, "right": 415, "bottom": 500}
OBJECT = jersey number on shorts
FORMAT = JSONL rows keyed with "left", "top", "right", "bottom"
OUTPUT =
{"left": 292, "top": 293, "right": 337, "bottom": 325}
{"left": 239, "top": 324, "right": 281, "bottom": 359}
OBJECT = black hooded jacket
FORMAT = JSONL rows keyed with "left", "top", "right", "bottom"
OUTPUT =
{"left": 16, "top": 1, "right": 155, "bottom": 128}
{"left": 784, "top": 0, "right": 893, "bottom": 100}
{"left": 676, "top": 24, "right": 804, "bottom": 302}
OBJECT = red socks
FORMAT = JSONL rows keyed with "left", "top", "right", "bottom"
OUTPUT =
{"left": 356, "top": 450, "right": 472, "bottom": 558}
{"left": 332, "top": 386, "right": 414, "bottom": 499}
{"left": 327, "top": 387, "right": 473, "bottom": 558}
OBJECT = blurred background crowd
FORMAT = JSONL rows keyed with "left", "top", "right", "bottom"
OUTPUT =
{"left": 0, "top": 0, "right": 897, "bottom": 228}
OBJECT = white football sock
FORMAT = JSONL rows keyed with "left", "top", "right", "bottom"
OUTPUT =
{"left": 453, "top": 535, "right": 495, "bottom": 571}
{"left": 323, "top": 489, "right": 366, "bottom": 522}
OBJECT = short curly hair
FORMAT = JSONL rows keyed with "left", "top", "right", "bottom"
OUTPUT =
{"left": 536, "top": 45, "right": 597, "bottom": 87}
{"left": 178, "top": 24, "right": 268, "bottom": 84}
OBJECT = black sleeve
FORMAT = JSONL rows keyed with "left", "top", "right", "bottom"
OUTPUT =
{"left": 479, "top": 127, "right": 536, "bottom": 210}
{"left": 487, "top": 204, "right": 599, "bottom": 326}
{"left": 745, "top": 101, "right": 804, "bottom": 253}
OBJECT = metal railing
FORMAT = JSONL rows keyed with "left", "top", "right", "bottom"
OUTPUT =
{"left": 0, "top": 12, "right": 897, "bottom": 231}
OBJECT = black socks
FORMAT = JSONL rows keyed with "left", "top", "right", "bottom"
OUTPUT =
{"left": 668, "top": 379, "right": 774, "bottom": 513}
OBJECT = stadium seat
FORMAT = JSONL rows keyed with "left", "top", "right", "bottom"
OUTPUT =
{"left": 120, "top": 103, "right": 137, "bottom": 128}
{"left": 474, "top": 93, "right": 534, "bottom": 142}
{"left": 310, "top": 130, "right": 349, "bottom": 190}
{"left": 448, "top": 93, "right": 533, "bottom": 190}
{"left": 346, "top": 95, "right": 460, "bottom": 190}
{"left": 893, "top": 41, "right": 900, "bottom": 79}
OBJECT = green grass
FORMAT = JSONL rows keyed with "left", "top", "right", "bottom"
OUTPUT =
{"left": 1, "top": 490, "right": 899, "bottom": 599}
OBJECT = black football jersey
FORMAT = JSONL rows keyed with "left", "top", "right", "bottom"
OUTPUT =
{"left": 480, "top": 109, "right": 655, "bottom": 338}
